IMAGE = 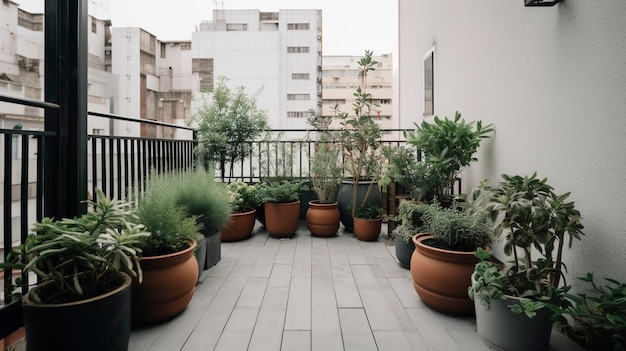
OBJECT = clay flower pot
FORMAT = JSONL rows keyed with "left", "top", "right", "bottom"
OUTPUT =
{"left": 221, "top": 208, "right": 256, "bottom": 242}
{"left": 132, "top": 240, "right": 198, "bottom": 324}
{"left": 353, "top": 217, "right": 382, "bottom": 241}
{"left": 264, "top": 201, "right": 300, "bottom": 238}
{"left": 306, "top": 200, "right": 340, "bottom": 237}
{"left": 410, "top": 233, "right": 483, "bottom": 315}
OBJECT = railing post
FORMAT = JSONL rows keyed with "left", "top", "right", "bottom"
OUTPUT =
{"left": 44, "top": 0, "right": 89, "bottom": 218}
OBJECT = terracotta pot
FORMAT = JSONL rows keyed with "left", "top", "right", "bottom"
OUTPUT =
{"left": 23, "top": 272, "right": 132, "bottom": 351}
{"left": 353, "top": 217, "right": 382, "bottom": 241}
{"left": 337, "top": 180, "right": 382, "bottom": 232}
{"left": 132, "top": 240, "right": 198, "bottom": 324}
{"left": 221, "top": 208, "right": 256, "bottom": 242}
{"left": 306, "top": 201, "right": 340, "bottom": 237}
{"left": 265, "top": 201, "right": 300, "bottom": 238}
{"left": 410, "top": 233, "right": 482, "bottom": 315}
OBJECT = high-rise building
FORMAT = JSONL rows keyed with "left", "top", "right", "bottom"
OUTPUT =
{"left": 192, "top": 9, "right": 323, "bottom": 131}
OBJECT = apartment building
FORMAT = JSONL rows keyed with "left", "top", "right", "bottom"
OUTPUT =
{"left": 192, "top": 9, "right": 323, "bottom": 131}
{"left": 322, "top": 54, "right": 394, "bottom": 133}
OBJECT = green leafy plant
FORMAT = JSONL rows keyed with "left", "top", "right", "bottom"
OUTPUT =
{"left": 552, "top": 273, "right": 626, "bottom": 351}
{"left": 309, "top": 141, "right": 342, "bottom": 203}
{"left": 391, "top": 200, "right": 438, "bottom": 244}
{"left": 135, "top": 172, "right": 202, "bottom": 256}
{"left": 258, "top": 132, "right": 296, "bottom": 183}
{"left": 469, "top": 172, "right": 585, "bottom": 317}
{"left": 174, "top": 168, "right": 231, "bottom": 237}
{"left": 193, "top": 75, "right": 269, "bottom": 180}
{"left": 351, "top": 203, "right": 383, "bottom": 220}
{"left": 404, "top": 111, "right": 494, "bottom": 202}
{"left": 258, "top": 180, "right": 304, "bottom": 203}
{"left": 227, "top": 181, "right": 261, "bottom": 213}
{"left": 337, "top": 50, "right": 384, "bottom": 217}
{"left": 15, "top": 189, "right": 150, "bottom": 304}
{"left": 423, "top": 204, "right": 492, "bottom": 252}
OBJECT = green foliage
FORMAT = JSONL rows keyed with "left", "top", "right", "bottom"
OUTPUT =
{"left": 336, "top": 50, "right": 384, "bottom": 216}
{"left": 193, "top": 76, "right": 269, "bottom": 180}
{"left": 404, "top": 111, "right": 494, "bottom": 202}
{"left": 424, "top": 203, "right": 493, "bottom": 252}
{"left": 351, "top": 203, "right": 383, "bottom": 220}
{"left": 310, "top": 141, "right": 342, "bottom": 203}
{"left": 135, "top": 172, "right": 202, "bottom": 256}
{"left": 258, "top": 180, "right": 303, "bottom": 203}
{"left": 17, "top": 189, "right": 150, "bottom": 304}
{"left": 174, "top": 168, "right": 231, "bottom": 237}
{"left": 391, "top": 200, "right": 436, "bottom": 243}
{"left": 551, "top": 273, "right": 626, "bottom": 351}
{"left": 258, "top": 132, "right": 296, "bottom": 182}
{"left": 227, "top": 181, "right": 261, "bottom": 213}
{"left": 470, "top": 173, "right": 585, "bottom": 318}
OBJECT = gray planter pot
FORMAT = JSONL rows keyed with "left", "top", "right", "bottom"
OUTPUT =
{"left": 394, "top": 234, "right": 414, "bottom": 269}
{"left": 474, "top": 295, "right": 554, "bottom": 351}
{"left": 205, "top": 234, "right": 221, "bottom": 269}
{"left": 195, "top": 234, "right": 207, "bottom": 278}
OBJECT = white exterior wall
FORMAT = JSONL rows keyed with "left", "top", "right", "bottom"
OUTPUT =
{"left": 399, "top": 0, "right": 626, "bottom": 283}
{"left": 111, "top": 27, "right": 141, "bottom": 136}
{"left": 192, "top": 9, "right": 321, "bottom": 132}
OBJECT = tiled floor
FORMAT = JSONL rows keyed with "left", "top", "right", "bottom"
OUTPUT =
{"left": 128, "top": 222, "right": 584, "bottom": 351}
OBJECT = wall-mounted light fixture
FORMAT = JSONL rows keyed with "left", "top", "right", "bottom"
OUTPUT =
{"left": 525, "top": 0, "right": 561, "bottom": 6}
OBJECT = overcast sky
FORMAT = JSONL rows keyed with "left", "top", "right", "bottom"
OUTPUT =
{"left": 94, "top": 0, "right": 398, "bottom": 57}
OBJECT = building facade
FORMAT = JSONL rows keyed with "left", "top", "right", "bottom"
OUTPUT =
{"left": 399, "top": 0, "right": 626, "bottom": 283}
{"left": 192, "top": 9, "right": 323, "bottom": 131}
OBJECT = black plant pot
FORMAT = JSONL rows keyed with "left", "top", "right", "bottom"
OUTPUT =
{"left": 22, "top": 273, "right": 132, "bottom": 351}
{"left": 337, "top": 180, "right": 382, "bottom": 232}
{"left": 395, "top": 234, "right": 415, "bottom": 269}
{"left": 205, "top": 233, "right": 221, "bottom": 269}
{"left": 195, "top": 234, "right": 208, "bottom": 278}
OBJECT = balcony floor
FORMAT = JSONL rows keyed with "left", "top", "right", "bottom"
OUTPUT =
{"left": 128, "top": 222, "right": 584, "bottom": 351}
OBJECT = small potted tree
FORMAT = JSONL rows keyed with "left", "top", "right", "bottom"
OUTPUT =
{"left": 133, "top": 171, "right": 204, "bottom": 324}
{"left": 15, "top": 190, "right": 149, "bottom": 350}
{"left": 222, "top": 181, "right": 260, "bottom": 242}
{"left": 468, "top": 172, "right": 585, "bottom": 351}
{"left": 336, "top": 50, "right": 384, "bottom": 232}
{"left": 258, "top": 180, "right": 304, "bottom": 238}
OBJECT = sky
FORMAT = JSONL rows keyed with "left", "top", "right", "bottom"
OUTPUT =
{"left": 95, "top": 0, "right": 398, "bottom": 57}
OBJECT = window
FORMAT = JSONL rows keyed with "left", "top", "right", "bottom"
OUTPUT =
{"left": 287, "top": 111, "right": 308, "bottom": 118}
{"left": 91, "top": 19, "right": 97, "bottom": 33}
{"left": 322, "top": 99, "right": 346, "bottom": 105}
{"left": 287, "top": 46, "right": 310, "bottom": 53}
{"left": 424, "top": 48, "right": 434, "bottom": 117}
{"left": 287, "top": 94, "right": 310, "bottom": 101}
{"left": 292, "top": 73, "right": 310, "bottom": 80}
{"left": 226, "top": 23, "right": 248, "bottom": 31}
{"left": 287, "top": 23, "right": 310, "bottom": 30}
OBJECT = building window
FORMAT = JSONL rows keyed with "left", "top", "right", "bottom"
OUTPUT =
{"left": 424, "top": 48, "right": 434, "bottom": 117}
{"left": 287, "top": 94, "right": 310, "bottom": 101}
{"left": 292, "top": 73, "right": 310, "bottom": 80}
{"left": 287, "top": 46, "right": 310, "bottom": 53}
{"left": 91, "top": 19, "right": 97, "bottom": 33}
{"left": 287, "top": 111, "right": 308, "bottom": 118}
{"left": 180, "top": 43, "right": 191, "bottom": 50}
{"left": 323, "top": 99, "right": 346, "bottom": 105}
{"left": 287, "top": 23, "right": 310, "bottom": 30}
{"left": 226, "top": 23, "right": 248, "bottom": 31}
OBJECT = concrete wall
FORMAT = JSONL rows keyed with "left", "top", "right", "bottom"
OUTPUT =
{"left": 399, "top": 0, "right": 626, "bottom": 283}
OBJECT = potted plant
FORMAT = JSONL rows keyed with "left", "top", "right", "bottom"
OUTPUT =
{"left": 404, "top": 111, "right": 494, "bottom": 204}
{"left": 409, "top": 188, "right": 493, "bottom": 315}
{"left": 174, "top": 168, "right": 231, "bottom": 269}
{"left": 14, "top": 189, "right": 149, "bottom": 351}
{"left": 222, "top": 181, "right": 260, "bottom": 242}
{"left": 336, "top": 50, "right": 384, "bottom": 232}
{"left": 351, "top": 203, "right": 384, "bottom": 241}
{"left": 306, "top": 124, "right": 342, "bottom": 237}
{"left": 133, "top": 171, "right": 204, "bottom": 324}
{"left": 258, "top": 180, "right": 304, "bottom": 238}
{"left": 468, "top": 172, "right": 585, "bottom": 351}
{"left": 193, "top": 75, "right": 269, "bottom": 181}
{"left": 553, "top": 273, "right": 626, "bottom": 351}
{"left": 391, "top": 200, "right": 436, "bottom": 269}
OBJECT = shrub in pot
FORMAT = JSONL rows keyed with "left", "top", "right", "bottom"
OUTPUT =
{"left": 13, "top": 189, "right": 149, "bottom": 351}
{"left": 258, "top": 180, "right": 303, "bottom": 238}
{"left": 352, "top": 203, "right": 383, "bottom": 242}
{"left": 174, "top": 168, "right": 231, "bottom": 268}
{"left": 222, "top": 181, "right": 260, "bottom": 242}
{"left": 410, "top": 190, "right": 493, "bottom": 315}
{"left": 404, "top": 111, "right": 494, "bottom": 204}
{"left": 391, "top": 200, "right": 433, "bottom": 269}
{"left": 134, "top": 171, "right": 204, "bottom": 324}
{"left": 468, "top": 172, "right": 585, "bottom": 351}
